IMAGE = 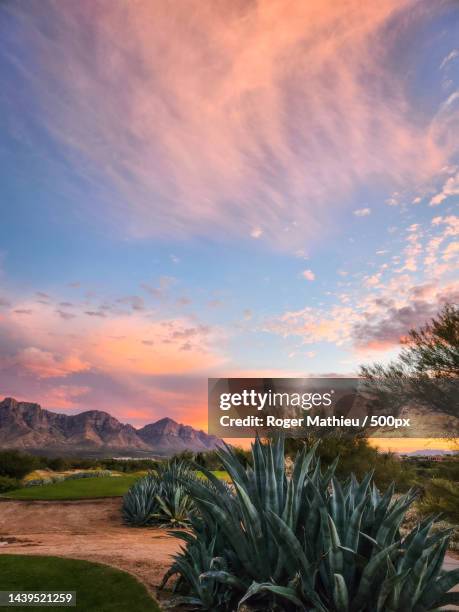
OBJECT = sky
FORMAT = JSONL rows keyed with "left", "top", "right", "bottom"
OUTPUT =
{"left": 0, "top": 1, "right": 458, "bottom": 446}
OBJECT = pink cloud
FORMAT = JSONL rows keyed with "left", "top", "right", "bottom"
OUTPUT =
{"left": 4, "top": 347, "right": 90, "bottom": 379}
{"left": 302, "top": 269, "right": 315, "bottom": 281}
{"left": 0, "top": 298, "right": 226, "bottom": 426}
{"left": 429, "top": 172, "right": 459, "bottom": 205}
{"left": 6, "top": 1, "right": 454, "bottom": 250}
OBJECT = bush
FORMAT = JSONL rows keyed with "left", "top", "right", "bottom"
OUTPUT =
{"left": 24, "top": 478, "right": 55, "bottom": 487}
{"left": 65, "top": 470, "right": 112, "bottom": 480}
{"left": 100, "top": 458, "right": 158, "bottom": 473}
{"left": 161, "top": 438, "right": 459, "bottom": 611}
{"left": 0, "top": 450, "right": 38, "bottom": 479}
{"left": 47, "top": 457, "right": 70, "bottom": 472}
{"left": 287, "top": 436, "right": 416, "bottom": 491}
{"left": 122, "top": 460, "right": 198, "bottom": 527}
{"left": 0, "top": 475, "right": 20, "bottom": 492}
{"left": 23, "top": 470, "right": 113, "bottom": 487}
{"left": 418, "top": 478, "right": 459, "bottom": 524}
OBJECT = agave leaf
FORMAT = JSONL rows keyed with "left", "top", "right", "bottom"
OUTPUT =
{"left": 399, "top": 519, "right": 434, "bottom": 573}
{"left": 266, "top": 510, "right": 311, "bottom": 578}
{"left": 375, "top": 493, "right": 415, "bottom": 548}
{"left": 292, "top": 441, "right": 318, "bottom": 490}
{"left": 423, "top": 536, "right": 450, "bottom": 585}
{"left": 333, "top": 573, "right": 349, "bottom": 612}
{"left": 418, "top": 568, "right": 459, "bottom": 609}
{"left": 435, "top": 591, "right": 459, "bottom": 606}
{"left": 373, "top": 482, "right": 395, "bottom": 527}
{"left": 237, "top": 581, "right": 305, "bottom": 610}
{"left": 378, "top": 568, "right": 412, "bottom": 612}
{"left": 330, "top": 477, "right": 346, "bottom": 539}
{"left": 327, "top": 513, "right": 344, "bottom": 575}
{"left": 354, "top": 469, "right": 373, "bottom": 507}
{"left": 265, "top": 441, "right": 279, "bottom": 515}
{"left": 199, "top": 570, "right": 246, "bottom": 591}
{"left": 281, "top": 477, "right": 295, "bottom": 530}
{"left": 351, "top": 541, "right": 400, "bottom": 609}
{"left": 233, "top": 481, "right": 263, "bottom": 539}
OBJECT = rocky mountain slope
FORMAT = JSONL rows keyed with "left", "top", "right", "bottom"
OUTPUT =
{"left": 0, "top": 397, "right": 221, "bottom": 456}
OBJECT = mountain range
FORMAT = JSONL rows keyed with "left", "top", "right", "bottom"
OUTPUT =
{"left": 0, "top": 397, "right": 222, "bottom": 457}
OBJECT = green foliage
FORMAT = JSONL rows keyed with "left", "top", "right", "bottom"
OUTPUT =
{"left": 100, "top": 457, "right": 159, "bottom": 473}
{"left": 162, "top": 437, "right": 459, "bottom": 611}
{"left": 122, "top": 472, "right": 161, "bottom": 526}
{"left": 360, "top": 303, "right": 459, "bottom": 418}
{"left": 122, "top": 460, "right": 197, "bottom": 527}
{"left": 418, "top": 478, "right": 459, "bottom": 524}
{"left": 65, "top": 469, "right": 112, "bottom": 480}
{"left": 286, "top": 436, "right": 416, "bottom": 492}
{"left": 47, "top": 456, "right": 71, "bottom": 471}
{"left": 0, "top": 450, "right": 39, "bottom": 479}
{"left": 0, "top": 475, "right": 20, "bottom": 492}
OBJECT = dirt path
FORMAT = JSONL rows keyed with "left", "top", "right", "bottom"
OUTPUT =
{"left": 0, "top": 498, "right": 181, "bottom": 607}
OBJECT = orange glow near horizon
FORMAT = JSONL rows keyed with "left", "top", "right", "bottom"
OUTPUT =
{"left": 223, "top": 438, "right": 458, "bottom": 453}
{"left": 369, "top": 438, "right": 457, "bottom": 453}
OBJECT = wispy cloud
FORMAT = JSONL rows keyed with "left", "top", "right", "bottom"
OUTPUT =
{"left": 3, "top": 1, "right": 455, "bottom": 250}
{"left": 353, "top": 208, "right": 371, "bottom": 217}
{"left": 429, "top": 171, "right": 459, "bottom": 206}
{"left": 440, "top": 49, "right": 459, "bottom": 70}
{"left": 265, "top": 213, "right": 459, "bottom": 355}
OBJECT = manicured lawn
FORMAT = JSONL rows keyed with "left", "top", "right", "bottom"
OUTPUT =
{"left": 2, "top": 475, "right": 140, "bottom": 500}
{"left": 0, "top": 555, "right": 160, "bottom": 611}
{"left": 3, "top": 471, "right": 230, "bottom": 500}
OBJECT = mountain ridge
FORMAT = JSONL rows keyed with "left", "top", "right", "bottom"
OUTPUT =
{"left": 0, "top": 397, "right": 222, "bottom": 456}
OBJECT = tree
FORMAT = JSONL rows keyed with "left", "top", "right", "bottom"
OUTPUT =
{"left": 0, "top": 450, "right": 39, "bottom": 479}
{"left": 359, "top": 303, "right": 458, "bottom": 420}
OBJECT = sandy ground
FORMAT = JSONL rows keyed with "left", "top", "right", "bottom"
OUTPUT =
{"left": 0, "top": 498, "right": 181, "bottom": 608}
{"left": 0, "top": 498, "right": 458, "bottom": 610}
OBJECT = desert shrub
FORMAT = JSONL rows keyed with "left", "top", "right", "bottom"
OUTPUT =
{"left": 287, "top": 436, "right": 416, "bottom": 491}
{"left": 427, "top": 459, "right": 459, "bottom": 481}
{"left": 66, "top": 458, "right": 101, "bottom": 470}
{"left": 101, "top": 458, "right": 158, "bottom": 473}
{"left": 161, "top": 437, "right": 459, "bottom": 611}
{"left": 22, "top": 470, "right": 112, "bottom": 487}
{"left": 195, "top": 450, "right": 223, "bottom": 471}
{"left": 122, "top": 460, "right": 198, "bottom": 527}
{"left": 0, "top": 475, "right": 20, "bottom": 492}
{"left": 418, "top": 478, "right": 459, "bottom": 524}
{"left": 65, "top": 470, "right": 112, "bottom": 480}
{"left": 46, "top": 457, "right": 70, "bottom": 472}
{"left": 24, "top": 478, "right": 54, "bottom": 487}
{"left": 0, "top": 450, "right": 39, "bottom": 479}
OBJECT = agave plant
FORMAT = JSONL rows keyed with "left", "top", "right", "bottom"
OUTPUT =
{"left": 122, "top": 459, "right": 197, "bottom": 527}
{"left": 161, "top": 438, "right": 459, "bottom": 611}
{"left": 122, "top": 470, "right": 160, "bottom": 525}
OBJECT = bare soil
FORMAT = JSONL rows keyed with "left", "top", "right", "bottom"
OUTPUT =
{"left": 0, "top": 498, "right": 181, "bottom": 608}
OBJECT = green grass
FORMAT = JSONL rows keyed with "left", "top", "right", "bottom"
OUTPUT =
{"left": 3, "top": 471, "right": 230, "bottom": 500}
{"left": 0, "top": 555, "right": 160, "bottom": 611}
{"left": 2, "top": 475, "right": 140, "bottom": 500}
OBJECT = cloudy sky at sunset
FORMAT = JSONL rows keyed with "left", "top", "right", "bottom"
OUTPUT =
{"left": 0, "top": 1, "right": 458, "bottom": 434}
